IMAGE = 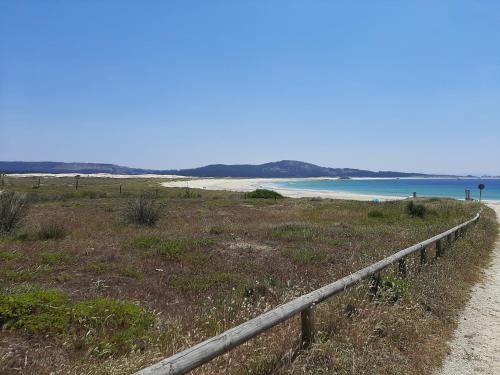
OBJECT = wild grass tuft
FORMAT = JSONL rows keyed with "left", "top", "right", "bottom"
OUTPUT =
{"left": 125, "top": 193, "right": 161, "bottom": 226}
{"left": 0, "top": 191, "right": 28, "bottom": 233}
{"left": 35, "top": 221, "right": 67, "bottom": 240}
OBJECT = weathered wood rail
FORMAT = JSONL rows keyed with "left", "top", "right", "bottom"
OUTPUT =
{"left": 136, "top": 211, "right": 482, "bottom": 375}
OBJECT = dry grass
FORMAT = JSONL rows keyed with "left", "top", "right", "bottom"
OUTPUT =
{"left": 0, "top": 176, "right": 497, "bottom": 375}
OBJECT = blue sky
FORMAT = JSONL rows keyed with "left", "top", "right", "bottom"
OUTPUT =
{"left": 1, "top": 1, "right": 499, "bottom": 175}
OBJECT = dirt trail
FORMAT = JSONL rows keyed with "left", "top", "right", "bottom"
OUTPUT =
{"left": 437, "top": 202, "right": 500, "bottom": 375}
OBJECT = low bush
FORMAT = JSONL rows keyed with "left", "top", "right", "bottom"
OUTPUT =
{"left": 0, "top": 191, "right": 28, "bottom": 233}
{"left": 125, "top": 193, "right": 161, "bottom": 226}
{"left": 407, "top": 201, "right": 426, "bottom": 218}
{"left": 245, "top": 189, "right": 284, "bottom": 199}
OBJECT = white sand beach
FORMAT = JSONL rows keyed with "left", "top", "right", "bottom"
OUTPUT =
{"left": 161, "top": 177, "right": 406, "bottom": 201}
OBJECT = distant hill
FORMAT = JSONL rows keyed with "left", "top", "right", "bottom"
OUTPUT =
{"left": 0, "top": 161, "right": 157, "bottom": 175}
{"left": 169, "top": 160, "right": 434, "bottom": 178}
{"left": 0, "top": 160, "right": 443, "bottom": 178}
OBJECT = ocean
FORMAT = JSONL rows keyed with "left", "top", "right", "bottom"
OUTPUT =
{"left": 272, "top": 178, "right": 500, "bottom": 201}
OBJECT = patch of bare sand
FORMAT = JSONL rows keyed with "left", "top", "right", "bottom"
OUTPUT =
{"left": 437, "top": 201, "right": 500, "bottom": 375}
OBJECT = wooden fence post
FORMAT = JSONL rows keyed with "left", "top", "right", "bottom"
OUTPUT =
{"left": 368, "top": 273, "right": 381, "bottom": 299}
{"left": 301, "top": 306, "right": 315, "bottom": 349}
{"left": 420, "top": 246, "right": 427, "bottom": 265}
{"left": 435, "top": 240, "right": 442, "bottom": 258}
{"left": 398, "top": 258, "right": 407, "bottom": 277}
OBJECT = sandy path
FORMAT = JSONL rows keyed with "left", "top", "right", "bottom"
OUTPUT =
{"left": 437, "top": 201, "right": 500, "bottom": 375}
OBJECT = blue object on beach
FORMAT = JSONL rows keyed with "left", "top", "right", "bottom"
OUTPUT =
{"left": 372, "top": 198, "right": 380, "bottom": 203}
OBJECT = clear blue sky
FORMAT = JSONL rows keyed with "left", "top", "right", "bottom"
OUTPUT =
{"left": 1, "top": 1, "right": 499, "bottom": 175}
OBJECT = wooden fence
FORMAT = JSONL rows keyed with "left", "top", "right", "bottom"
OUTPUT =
{"left": 135, "top": 210, "right": 482, "bottom": 375}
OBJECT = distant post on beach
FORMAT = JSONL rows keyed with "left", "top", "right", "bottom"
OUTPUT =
{"left": 412, "top": 192, "right": 417, "bottom": 199}
{"left": 465, "top": 189, "right": 471, "bottom": 200}
{"left": 478, "top": 184, "right": 485, "bottom": 201}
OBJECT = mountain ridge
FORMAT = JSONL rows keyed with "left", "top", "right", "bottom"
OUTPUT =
{"left": 0, "top": 160, "right": 451, "bottom": 178}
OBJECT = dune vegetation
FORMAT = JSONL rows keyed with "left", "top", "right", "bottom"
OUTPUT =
{"left": 0, "top": 176, "right": 497, "bottom": 375}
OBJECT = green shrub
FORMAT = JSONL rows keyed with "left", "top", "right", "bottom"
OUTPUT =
{"left": 125, "top": 193, "right": 161, "bottom": 226}
{"left": 407, "top": 201, "right": 426, "bottom": 218}
{"left": 0, "top": 191, "right": 28, "bottom": 233}
{"left": 377, "top": 276, "right": 409, "bottom": 303}
{"left": 245, "top": 189, "right": 283, "bottom": 199}
{"left": 0, "top": 286, "right": 69, "bottom": 333}
{"left": 71, "top": 298, "right": 154, "bottom": 356}
{"left": 367, "top": 210, "right": 384, "bottom": 218}
{"left": 0, "top": 286, "right": 154, "bottom": 356}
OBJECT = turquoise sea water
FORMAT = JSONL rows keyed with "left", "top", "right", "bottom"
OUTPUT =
{"left": 272, "top": 178, "right": 500, "bottom": 201}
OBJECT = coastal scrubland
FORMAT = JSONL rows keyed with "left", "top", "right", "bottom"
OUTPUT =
{"left": 0, "top": 176, "right": 497, "bottom": 374}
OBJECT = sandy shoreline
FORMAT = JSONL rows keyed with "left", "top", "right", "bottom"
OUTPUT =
{"left": 161, "top": 177, "right": 406, "bottom": 201}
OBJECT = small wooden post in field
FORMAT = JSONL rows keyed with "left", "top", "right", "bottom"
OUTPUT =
{"left": 301, "top": 306, "right": 315, "bottom": 349}
{"left": 398, "top": 258, "right": 407, "bottom": 277}
{"left": 119, "top": 184, "right": 122, "bottom": 194}
{"left": 435, "top": 240, "right": 442, "bottom": 258}
{"left": 75, "top": 175, "right": 80, "bottom": 190}
{"left": 420, "top": 246, "right": 427, "bottom": 265}
{"left": 368, "top": 273, "right": 381, "bottom": 298}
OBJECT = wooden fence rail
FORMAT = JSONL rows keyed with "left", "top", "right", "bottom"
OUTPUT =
{"left": 135, "top": 210, "right": 482, "bottom": 375}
